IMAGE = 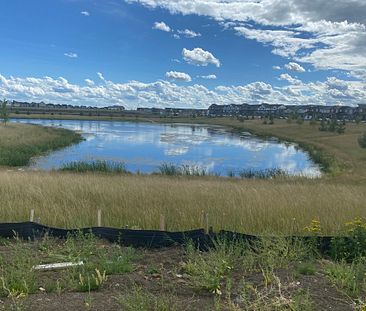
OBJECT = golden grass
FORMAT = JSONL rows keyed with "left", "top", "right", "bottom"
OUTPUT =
{"left": 1, "top": 118, "right": 365, "bottom": 234}
{"left": 0, "top": 171, "right": 365, "bottom": 235}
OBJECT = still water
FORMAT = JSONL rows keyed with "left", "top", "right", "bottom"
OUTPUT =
{"left": 15, "top": 119, "right": 321, "bottom": 177}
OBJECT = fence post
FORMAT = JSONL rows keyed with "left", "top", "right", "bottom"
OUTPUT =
{"left": 160, "top": 214, "right": 166, "bottom": 231}
{"left": 97, "top": 210, "right": 102, "bottom": 227}
{"left": 204, "top": 213, "right": 209, "bottom": 234}
{"left": 30, "top": 209, "right": 35, "bottom": 222}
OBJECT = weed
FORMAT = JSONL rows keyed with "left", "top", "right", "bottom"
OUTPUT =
{"left": 116, "top": 286, "right": 178, "bottom": 311}
{"left": 294, "top": 262, "right": 316, "bottom": 278}
{"left": 242, "top": 237, "right": 316, "bottom": 274}
{"left": 183, "top": 239, "right": 242, "bottom": 294}
{"left": 0, "top": 239, "right": 37, "bottom": 297}
{"left": 99, "top": 246, "right": 138, "bottom": 275}
{"left": 77, "top": 269, "right": 107, "bottom": 292}
{"left": 324, "top": 259, "right": 366, "bottom": 298}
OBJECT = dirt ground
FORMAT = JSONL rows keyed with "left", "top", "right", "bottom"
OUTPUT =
{"left": 0, "top": 242, "right": 355, "bottom": 311}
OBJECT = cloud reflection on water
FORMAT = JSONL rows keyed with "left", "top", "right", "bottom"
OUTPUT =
{"left": 15, "top": 119, "right": 321, "bottom": 177}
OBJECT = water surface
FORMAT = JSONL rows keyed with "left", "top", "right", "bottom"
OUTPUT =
{"left": 14, "top": 119, "right": 321, "bottom": 177}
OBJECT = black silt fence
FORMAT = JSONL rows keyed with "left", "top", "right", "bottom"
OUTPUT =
{"left": 0, "top": 222, "right": 334, "bottom": 254}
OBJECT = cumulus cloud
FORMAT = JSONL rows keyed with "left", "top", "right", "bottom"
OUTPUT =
{"left": 81, "top": 11, "right": 90, "bottom": 16}
{"left": 126, "top": 0, "right": 366, "bottom": 80}
{"left": 64, "top": 52, "right": 78, "bottom": 58}
{"left": 177, "top": 29, "right": 201, "bottom": 38}
{"left": 1, "top": 73, "right": 365, "bottom": 109}
{"left": 200, "top": 74, "right": 217, "bottom": 79}
{"left": 165, "top": 71, "right": 192, "bottom": 82}
{"left": 285, "top": 62, "right": 305, "bottom": 73}
{"left": 153, "top": 21, "right": 171, "bottom": 32}
{"left": 279, "top": 73, "right": 302, "bottom": 85}
{"left": 85, "top": 79, "right": 95, "bottom": 86}
{"left": 182, "top": 48, "right": 220, "bottom": 67}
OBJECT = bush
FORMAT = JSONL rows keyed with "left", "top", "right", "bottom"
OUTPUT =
{"left": 331, "top": 218, "right": 366, "bottom": 261}
{"left": 358, "top": 132, "right": 366, "bottom": 148}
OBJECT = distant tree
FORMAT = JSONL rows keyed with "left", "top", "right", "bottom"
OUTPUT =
{"left": 269, "top": 114, "right": 274, "bottom": 124}
{"left": 359, "top": 132, "right": 366, "bottom": 148}
{"left": 319, "top": 119, "right": 327, "bottom": 131}
{"left": 336, "top": 122, "right": 346, "bottom": 134}
{"left": 355, "top": 116, "right": 362, "bottom": 124}
{"left": 296, "top": 117, "right": 304, "bottom": 125}
{"left": 0, "top": 99, "right": 9, "bottom": 125}
{"left": 328, "top": 119, "right": 337, "bottom": 132}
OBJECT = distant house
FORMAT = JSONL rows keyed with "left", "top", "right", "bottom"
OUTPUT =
{"left": 105, "top": 105, "right": 125, "bottom": 111}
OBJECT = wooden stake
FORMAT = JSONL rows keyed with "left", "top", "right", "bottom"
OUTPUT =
{"left": 200, "top": 211, "right": 205, "bottom": 229}
{"left": 204, "top": 213, "right": 209, "bottom": 234}
{"left": 30, "top": 209, "right": 35, "bottom": 222}
{"left": 160, "top": 214, "right": 166, "bottom": 231}
{"left": 97, "top": 210, "right": 102, "bottom": 227}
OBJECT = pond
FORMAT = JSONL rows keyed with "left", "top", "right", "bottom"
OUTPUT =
{"left": 14, "top": 119, "right": 321, "bottom": 177}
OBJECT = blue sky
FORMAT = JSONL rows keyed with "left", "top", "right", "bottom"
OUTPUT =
{"left": 0, "top": 0, "right": 365, "bottom": 108}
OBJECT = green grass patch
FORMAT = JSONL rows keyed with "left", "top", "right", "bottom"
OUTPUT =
{"left": 60, "top": 160, "right": 129, "bottom": 173}
{"left": 0, "top": 123, "right": 82, "bottom": 166}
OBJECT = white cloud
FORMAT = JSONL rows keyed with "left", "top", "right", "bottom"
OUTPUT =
{"left": 81, "top": 11, "right": 90, "bottom": 16}
{"left": 182, "top": 48, "right": 220, "bottom": 67}
{"left": 200, "top": 74, "right": 217, "bottom": 80}
{"left": 285, "top": 62, "right": 305, "bottom": 73}
{"left": 165, "top": 71, "right": 192, "bottom": 82}
{"left": 171, "top": 58, "right": 181, "bottom": 63}
{"left": 272, "top": 66, "right": 281, "bottom": 70}
{"left": 1, "top": 72, "right": 365, "bottom": 109}
{"left": 153, "top": 21, "right": 171, "bottom": 32}
{"left": 97, "top": 72, "right": 106, "bottom": 82}
{"left": 64, "top": 52, "right": 78, "bottom": 58}
{"left": 279, "top": 73, "right": 302, "bottom": 85}
{"left": 173, "top": 34, "right": 180, "bottom": 39}
{"left": 126, "top": 0, "right": 366, "bottom": 80}
{"left": 177, "top": 29, "right": 201, "bottom": 38}
{"left": 85, "top": 79, "right": 95, "bottom": 86}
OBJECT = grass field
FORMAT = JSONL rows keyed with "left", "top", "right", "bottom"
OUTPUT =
{"left": 0, "top": 122, "right": 82, "bottom": 166}
{"left": 0, "top": 117, "right": 365, "bottom": 234}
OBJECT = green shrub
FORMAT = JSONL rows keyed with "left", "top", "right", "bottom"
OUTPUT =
{"left": 331, "top": 218, "right": 366, "bottom": 261}
{"left": 358, "top": 132, "right": 366, "bottom": 148}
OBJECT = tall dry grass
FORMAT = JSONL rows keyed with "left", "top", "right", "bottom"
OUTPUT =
{"left": 0, "top": 171, "right": 365, "bottom": 235}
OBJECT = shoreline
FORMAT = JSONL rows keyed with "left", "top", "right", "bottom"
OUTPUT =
{"left": 11, "top": 113, "right": 336, "bottom": 177}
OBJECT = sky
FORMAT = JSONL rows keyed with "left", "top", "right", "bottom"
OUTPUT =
{"left": 0, "top": 0, "right": 365, "bottom": 109}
